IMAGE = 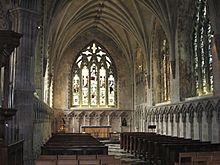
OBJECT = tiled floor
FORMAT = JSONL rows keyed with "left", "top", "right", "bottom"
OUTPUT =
{"left": 105, "top": 143, "right": 148, "bottom": 165}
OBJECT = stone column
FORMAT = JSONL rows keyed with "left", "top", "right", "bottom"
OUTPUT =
{"left": 107, "top": 115, "right": 110, "bottom": 126}
{"left": 83, "top": 115, "right": 86, "bottom": 126}
{"left": 188, "top": 112, "right": 194, "bottom": 139}
{"left": 168, "top": 113, "right": 173, "bottom": 136}
{"left": 170, "top": 48, "right": 180, "bottom": 103}
{"left": 179, "top": 113, "right": 184, "bottom": 138}
{"left": 185, "top": 113, "right": 191, "bottom": 139}
{"left": 74, "top": 117, "right": 80, "bottom": 133}
{"left": 156, "top": 115, "right": 160, "bottom": 133}
{"left": 212, "top": 111, "right": 219, "bottom": 143}
{"left": 10, "top": 7, "right": 39, "bottom": 165}
{"left": 201, "top": 111, "right": 209, "bottom": 141}
{"left": 173, "top": 114, "right": 178, "bottom": 136}
{"left": 206, "top": 110, "right": 213, "bottom": 142}
{"left": 160, "top": 115, "right": 163, "bottom": 134}
{"left": 164, "top": 114, "right": 168, "bottom": 135}
{"left": 176, "top": 113, "right": 180, "bottom": 137}
{"left": 213, "top": 34, "right": 220, "bottom": 96}
{"left": 193, "top": 111, "right": 200, "bottom": 140}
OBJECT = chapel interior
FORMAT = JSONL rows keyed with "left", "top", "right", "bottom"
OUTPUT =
{"left": 1, "top": 0, "right": 220, "bottom": 165}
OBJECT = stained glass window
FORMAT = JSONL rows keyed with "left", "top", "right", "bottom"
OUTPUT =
{"left": 161, "top": 39, "right": 170, "bottom": 101}
{"left": 193, "top": 0, "right": 213, "bottom": 96}
{"left": 71, "top": 42, "right": 117, "bottom": 107}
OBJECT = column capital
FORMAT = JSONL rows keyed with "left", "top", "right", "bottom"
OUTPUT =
{"left": 10, "top": 7, "right": 39, "bottom": 20}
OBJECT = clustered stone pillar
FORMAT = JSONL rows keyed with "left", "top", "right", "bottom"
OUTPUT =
{"left": 10, "top": 8, "right": 39, "bottom": 165}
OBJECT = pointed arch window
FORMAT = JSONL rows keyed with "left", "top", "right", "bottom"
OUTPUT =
{"left": 71, "top": 42, "right": 117, "bottom": 108}
{"left": 160, "top": 38, "right": 170, "bottom": 101}
{"left": 193, "top": 0, "right": 213, "bottom": 96}
{"left": 152, "top": 21, "right": 170, "bottom": 104}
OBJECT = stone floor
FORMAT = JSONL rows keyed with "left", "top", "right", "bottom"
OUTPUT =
{"left": 105, "top": 143, "right": 149, "bottom": 165}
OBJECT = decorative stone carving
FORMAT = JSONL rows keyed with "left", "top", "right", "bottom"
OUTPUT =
{"left": 0, "top": 2, "right": 11, "bottom": 30}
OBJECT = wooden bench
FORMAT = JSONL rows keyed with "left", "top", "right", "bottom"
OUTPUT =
{"left": 78, "top": 159, "right": 101, "bottom": 165}
{"left": 35, "top": 160, "right": 57, "bottom": 165}
{"left": 120, "top": 132, "right": 220, "bottom": 165}
{"left": 57, "top": 159, "right": 79, "bottom": 165}
{"left": 41, "top": 133, "right": 108, "bottom": 155}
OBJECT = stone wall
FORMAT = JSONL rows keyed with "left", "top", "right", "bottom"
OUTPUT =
{"left": 63, "top": 110, "right": 131, "bottom": 134}
{"left": 32, "top": 96, "right": 52, "bottom": 160}
{"left": 141, "top": 96, "right": 220, "bottom": 143}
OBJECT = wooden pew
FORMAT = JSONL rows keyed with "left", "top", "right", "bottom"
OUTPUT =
{"left": 177, "top": 151, "right": 220, "bottom": 165}
{"left": 41, "top": 133, "right": 108, "bottom": 155}
{"left": 207, "top": 160, "right": 220, "bottom": 165}
{"left": 57, "top": 155, "right": 77, "bottom": 160}
{"left": 78, "top": 159, "right": 101, "bottom": 165}
{"left": 162, "top": 143, "right": 220, "bottom": 165}
{"left": 78, "top": 155, "right": 97, "bottom": 160}
{"left": 35, "top": 160, "right": 57, "bottom": 165}
{"left": 57, "top": 159, "right": 79, "bottom": 165}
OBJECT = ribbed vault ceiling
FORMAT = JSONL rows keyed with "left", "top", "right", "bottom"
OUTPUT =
{"left": 47, "top": 0, "right": 178, "bottom": 71}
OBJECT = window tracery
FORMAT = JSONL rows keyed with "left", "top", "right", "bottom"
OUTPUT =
{"left": 71, "top": 42, "right": 117, "bottom": 108}
{"left": 192, "top": 0, "right": 213, "bottom": 96}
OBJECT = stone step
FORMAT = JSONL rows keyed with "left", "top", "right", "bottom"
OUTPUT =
{"left": 106, "top": 143, "right": 148, "bottom": 165}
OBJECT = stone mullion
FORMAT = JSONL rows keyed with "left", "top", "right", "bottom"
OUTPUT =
{"left": 97, "top": 68, "right": 100, "bottom": 106}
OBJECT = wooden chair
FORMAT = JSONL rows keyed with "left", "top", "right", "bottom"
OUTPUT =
{"left": 57, "top": 159, "right": 79, "bottom": 165}
{"left": 35, "top": 160, "right": 57, "bottom": 165}
{"left": 78, "top": 159, "right": 101, "bottom": 165}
